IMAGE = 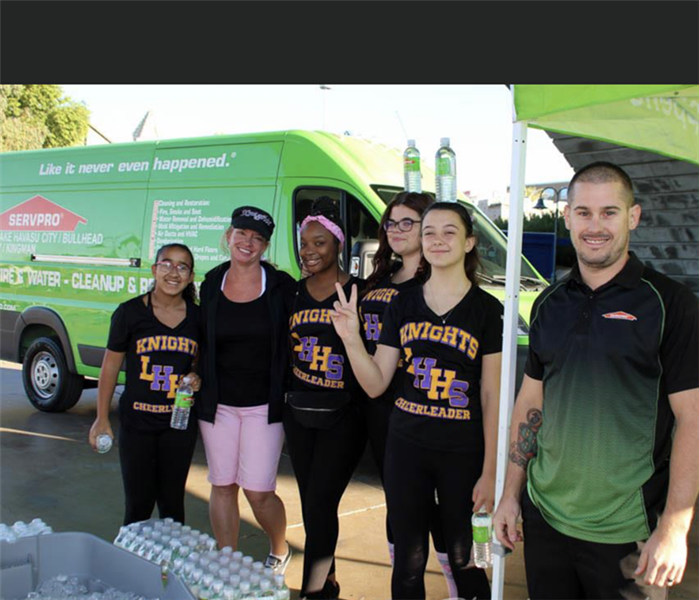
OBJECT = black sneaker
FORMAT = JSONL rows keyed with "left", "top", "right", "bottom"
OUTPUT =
{"left": 264, "top": 541, "right": 292, "bottom": 574}
{"left": 303, "top": 579, "right": 341, "bottom": 600}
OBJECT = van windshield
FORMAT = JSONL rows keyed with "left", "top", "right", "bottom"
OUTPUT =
{"left": 371, "top": 185, "right": 544, "bottom": 289}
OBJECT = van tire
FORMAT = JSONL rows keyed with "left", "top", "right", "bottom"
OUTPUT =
{"left": 22, "top": 337, "right": 83, "bottom": 412}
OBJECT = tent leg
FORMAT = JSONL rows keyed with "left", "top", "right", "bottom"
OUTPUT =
{"left": 491, "top": 119, "right": 528, "bottom": 600}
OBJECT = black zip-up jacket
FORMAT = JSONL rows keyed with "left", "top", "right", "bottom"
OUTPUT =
{"left": 197, "top": 260, "right": 295, "bottom": 424}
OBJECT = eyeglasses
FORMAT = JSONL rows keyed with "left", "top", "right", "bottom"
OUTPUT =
{"left": 383, "top": 218, "right": 421, "bottom": 232}
{"left": 155, "top": 260, "right": 192, "bottom": 276}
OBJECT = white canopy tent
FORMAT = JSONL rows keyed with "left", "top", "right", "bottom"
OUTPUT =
{"left": 491, "top": 84, "right": 699, "bottom": 599}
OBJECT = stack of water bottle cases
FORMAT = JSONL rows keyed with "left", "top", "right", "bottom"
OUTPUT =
{"left": 113, "top": 518, "right": 290, "bottom": 600}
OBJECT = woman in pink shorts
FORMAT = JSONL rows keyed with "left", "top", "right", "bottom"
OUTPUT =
{"left": 197, "top": 205, "right": 294, "bottom": 573}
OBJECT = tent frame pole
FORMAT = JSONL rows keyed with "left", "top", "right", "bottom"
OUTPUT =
{"left": 491, "top": 118, "right": 528, "bottom": 600}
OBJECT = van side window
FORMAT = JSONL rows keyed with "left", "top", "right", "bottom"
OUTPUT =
{"left": 292, "top": 188, "right": 379, "bottom": 277}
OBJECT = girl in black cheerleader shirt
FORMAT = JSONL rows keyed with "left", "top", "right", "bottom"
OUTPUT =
{"left": 284, "top": 198, "right": 366, "bottom": 600}
{"left": 361, "top": 191, "right": 463, "bottom": 598}
{"left": 89, "top": 243, "right": 201, "bottom": 526}
{"left": 331, "top": 202, "right": 502, "bottom": 600}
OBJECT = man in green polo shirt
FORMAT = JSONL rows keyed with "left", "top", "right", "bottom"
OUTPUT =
{"left": 493, "top": 161, "right": 699, "bottom": 599}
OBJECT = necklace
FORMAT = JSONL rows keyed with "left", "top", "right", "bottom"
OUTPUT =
{"left": 428, "top": 282, "right": 458, "bottom": 325}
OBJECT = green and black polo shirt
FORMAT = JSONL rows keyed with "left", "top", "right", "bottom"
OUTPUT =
{"left": 525, "top": 252, "right": 699, "bottom": 544}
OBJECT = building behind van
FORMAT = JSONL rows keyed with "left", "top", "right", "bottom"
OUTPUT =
{"left": 0, "top": 130, "right": 545, "bottom": 412}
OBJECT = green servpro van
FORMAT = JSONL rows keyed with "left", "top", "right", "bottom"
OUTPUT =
{"left": 0, "top": 130, "right": 546, "bottom": 412}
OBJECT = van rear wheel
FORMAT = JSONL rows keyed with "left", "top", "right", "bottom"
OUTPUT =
{"left": 22, "top": 337, "right": 83, "bottom": 412}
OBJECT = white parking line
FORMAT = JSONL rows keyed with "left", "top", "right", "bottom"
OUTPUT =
{"left": 287, "top": 502, "right": 387, "bottom": 530}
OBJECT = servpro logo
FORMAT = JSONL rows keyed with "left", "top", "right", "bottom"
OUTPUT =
{"left": 0, "top": 195, "right": 88, "bottom": 232}
{"left": 602, "top": 311, "right": 638, "bottom": 322}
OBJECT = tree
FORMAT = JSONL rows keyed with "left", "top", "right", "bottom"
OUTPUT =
{"left": 0, "top": 85, "right": 90, "bottom": 152}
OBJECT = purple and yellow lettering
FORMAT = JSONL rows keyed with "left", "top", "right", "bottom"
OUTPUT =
{"left": 412, "top": 357, "right": 437, "bottom": 390}
{"left": 298, "top": 336, "right": 318, "bottom": 362}
{"left": 310, "top": 345, "right": 332, "bottom": 372}
{"left": 319, "top": 309, "right": 332, "bottom": 324}
{"left": 427, "top": 367, "right": 455, "bottom": 400}
{"left": 150, "top": 365, "right": 175, "bottom": 392}
{"left": 178, "top": 337, "right": 189, "bottom": 352}
{"left": 428, "top": 325, "right": 444, "bottom": 343}
{"left": 139, "top": 356, "right": 153, "bottom": 381}
{"left": 290, "top": 312, "right": 303, "bottom": 330}
{"left": 419, "top": 323, "right": 432, "bottom": 341}
{"left": 166, "top": 373, "right": 179, "bottom": 399}
{"left": 167, "top": 337, "right": 178, "bottom": 351}
{"left": 364, "top": 313, "right": 381, "bottom": 342}
{"left": 291, "top": 332, "right": 302, "bottom": 354}
{"left": 137, "top": 338, "right": 147, "bottom": 354}
{"left": 309, "top": 309, "right": 320, "bottom": 323}
{"left": 325, "top": 354, "right": 345, "bottom": 380}
{"left": 404, "top": 347, "right": 414, "bottom": 375}
{"left": 448, "top": 379, "right": 470, "bottom": 407}
{"left": 403, "top": 322, "right": 425, "bottom": 345}
{"left": 457, "top": 330, "right": 470, "bottom": 353}
{"left": 467, "top": 337, "right": 479, "bottom": 360}
{"left": 442, "top": 326, "right": 459, "bottom": 348}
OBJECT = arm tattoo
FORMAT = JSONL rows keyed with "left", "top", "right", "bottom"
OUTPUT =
{"left": 509, "top": 408, "right": 542, "bottom": 469}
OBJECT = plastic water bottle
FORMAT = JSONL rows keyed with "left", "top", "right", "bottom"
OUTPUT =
{"left": 258, "top": 579, "right": 275, "bottom": 599}
{"left": 96, "top": 433, "right": 113, "bottom": 453}
{"left": 222, "top": 583, "right": 237, "bottom": 600}
{"left": 273, "top": 574, "right": 290, "bottom": 600}
{"left": 403, "top": 139, "right": 422, "bottom": 193}
{"left": 471, "top": 508, "right": 493, "bottom": 568}
{"left": 171, "top": 376, "right": 194, "bottom": 430}
{"left": 239, "top": 580, "right": 254, "bottom": 600}
{"left": 435, "top": 137, "right": 457, "bottom": 203}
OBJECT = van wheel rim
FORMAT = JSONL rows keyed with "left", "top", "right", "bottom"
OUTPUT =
{"left": 31, "top": 351, "right": 59, "bottom": 399}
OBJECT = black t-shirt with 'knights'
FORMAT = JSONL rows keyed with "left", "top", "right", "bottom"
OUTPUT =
{"left": 360, "top": 274, "right": 420, "bottom": 404}
{"left": 379, "top": 285, "right": 503, "bottom": 452}
{"left": 216, "top": 291, "right": 272, "bottom": 407}
{"left": 287, "top": 276, "right": 365, "bottom": 396}
{"left": 360, "top": 274, "right": 421, "bottom": 356}
{"left": 107, "top": 294, "right": 201, "bottom": 434}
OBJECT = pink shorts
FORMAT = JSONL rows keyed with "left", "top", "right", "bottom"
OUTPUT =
{"left": 199, "top": 404, "right": 284, "bottom": 491}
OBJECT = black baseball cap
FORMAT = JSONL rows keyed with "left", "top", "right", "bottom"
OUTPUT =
{"left": 230, "top": 206, "right": 275, "bottom": 240}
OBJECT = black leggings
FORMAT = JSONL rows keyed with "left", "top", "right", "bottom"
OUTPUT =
{"left": 364, "top": 397, "right": 446, "bottom": 552}
{"left": 118, "top": 424, "right": 198, "bottom": 526}
{"left": 283, "top": 403, "right": 367, "bottom": 595}
{"left": 384, "top": 431, "right": 491, "bottom": 600}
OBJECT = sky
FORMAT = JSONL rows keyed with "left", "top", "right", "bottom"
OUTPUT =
{"left": 62, "top": 84, "right": 575, "bottom": 197}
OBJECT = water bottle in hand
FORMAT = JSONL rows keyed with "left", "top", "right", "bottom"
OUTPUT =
{"left": 171, "top": 376, "right": 194, "bottom": 430}
{"left": 471, "top": 508, "right": 493, "bottom": 568}
{"left": 96, "top": 433, "right": 113, "bottom": 453}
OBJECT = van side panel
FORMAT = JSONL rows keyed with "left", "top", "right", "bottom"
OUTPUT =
{"left": 0, "top": 140, "right": 283, "bottom": 380}
{"left": 144, "top": 141, "right": 282, "bottom": 273}
{"left": 1, "top": 144, "right": 157, "bottom": 375}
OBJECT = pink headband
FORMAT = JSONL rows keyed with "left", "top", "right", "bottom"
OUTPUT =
{"left": 300, "top": 215, "right": 345, "bottom": 246}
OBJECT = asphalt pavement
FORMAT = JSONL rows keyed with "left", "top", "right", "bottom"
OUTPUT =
{"left": 1, "top": 361, "right": 696, "bottom": 599}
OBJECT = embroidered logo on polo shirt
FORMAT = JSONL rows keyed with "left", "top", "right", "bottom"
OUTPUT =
{"left": 602, "top": 311, "right": 637, "bottom": 321}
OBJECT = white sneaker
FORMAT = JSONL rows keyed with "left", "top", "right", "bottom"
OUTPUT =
{"left": 264, "top": 542, "right": 292, "bottom": 574}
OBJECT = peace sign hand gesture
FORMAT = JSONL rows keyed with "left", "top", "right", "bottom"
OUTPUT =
{"left": 330, "top": 282, "right": 362, "bottom": 344}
